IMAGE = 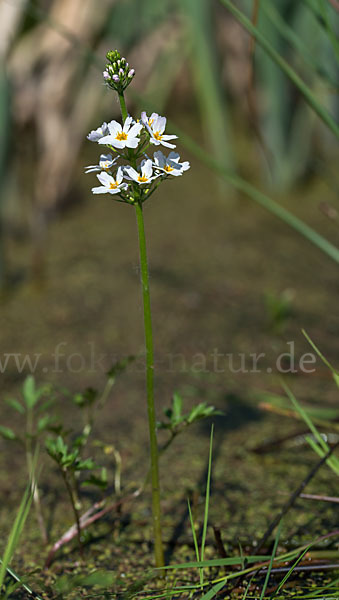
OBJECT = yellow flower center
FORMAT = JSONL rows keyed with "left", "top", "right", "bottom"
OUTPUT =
{"left": 116, "top": 132, "right": 128, "bottom": 141}
{"left": 110, "top": 182, "right": 118, "bottom": 189}
{"left": 102, "top": 161, "right": 111, "bottom": 169}
{"left": 164, "top": 165, "right": 174, "bottom": 172}
{"left": 138, "top": 175, "right": 148, "bottom": 183}
{"left": 153, "top": 131, "right": 162, "bottom": 141}
{"left": 149, "top": 118, "right": 154, "bottom": 126}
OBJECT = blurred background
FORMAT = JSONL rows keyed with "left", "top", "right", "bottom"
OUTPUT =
{"left": 0, "top": 0, "right": 338, "bottom": 456}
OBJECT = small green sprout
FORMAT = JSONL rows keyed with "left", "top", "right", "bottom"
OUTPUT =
{"left": 158, "top": 392, "right": 223, "bottom": 447}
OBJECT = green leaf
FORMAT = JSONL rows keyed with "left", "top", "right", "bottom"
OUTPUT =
{"left": 76, "top": 458, "right": 96, "bottom": 471}
{"left": 22, "top": 376, "right": 44, "bottom": 410}
{"left": 0, "top": 426, "right": 17, "bottom": 441}
{"left": 81, "top": 468, "right": 108, "bottom": 489}
{"left": 187, "top": 402, "right": 212, "bottom": 423}
{"left": 5, "top": 398, "right": 25, "bottom": 415}
{"left": 106, "top": 355, "right": 135, "bottom": 379}
{"left": 37, "top": 415, "right": 55, "bottom": 433}
{"left": 55, "top": 570, "right": 116, "bottom": 594}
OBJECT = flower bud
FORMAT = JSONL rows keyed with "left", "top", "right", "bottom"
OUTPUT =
{"left": 104, "top": 49, "right": 135, "bottom": 92}
{"left": 106, "top": 49, "right": 121, "bottom": 63}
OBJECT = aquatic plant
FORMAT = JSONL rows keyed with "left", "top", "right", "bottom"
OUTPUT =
{"left": 85, "top": 49, "right": 218, "bottom": 569}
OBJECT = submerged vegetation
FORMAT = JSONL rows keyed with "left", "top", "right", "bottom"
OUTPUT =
{"left": 0, "top": 0, "right": 339, "bottom": 598}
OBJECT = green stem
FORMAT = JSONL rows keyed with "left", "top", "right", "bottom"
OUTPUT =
{"left": 117, "top": 89, "right": 164, "bottom": 567}
{"left": 26, "top": 410, "right": 48, "bottom": 544}
{"left": 118, "top": 93, "right": 128, "bottom": 123}
{"left": 135, "top": 200, "right": 164, "bottom": 569}
{"left": 62, "top": 469, "right": 83, "bottom": 557}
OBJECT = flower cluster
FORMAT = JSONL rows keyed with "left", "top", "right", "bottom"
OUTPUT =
{"left": 86, "top": 112, "right": 190, "bottom": 204}
{"left": 102, "top": 50, "right": 135, "bottom": 93}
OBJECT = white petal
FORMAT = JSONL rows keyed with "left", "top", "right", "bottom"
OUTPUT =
{"left": 110, "top": 139, "right": 126, "bottom": 149}
{"left": 128, "top": 123, "right": 143, "bottom": 137}
{"left": 100, "top": 153, "right": 113, "bottom": 162}
{"left": 168, "top": 152, "right": 180, "bottom": 162}
{"left": 97, "top": 171, "right": 113, "bottom": 186}
{"left": 153, "top": 151, "right": 165, "bottom": 167}
{"left": 125, "top": 136, "right": 140, "bottom": 149}
{"left": 162, "top": 135, "right": 178, "bottom": 141}
{"left": 153, "top": 116, "right": 166, "bottom": 134}
{"left": 108, "top": 120, "right": 121, "bottom": 135}
{"left": 92, "top": 186, "right": 109, "bottom": 194}
{"left": 98, "top": 135, "right": 116, "bottom": 146}
{"left": 161, "top": 140, "right": 176, "bottom": 149}
{"left": 123, "top": 116, "right": 133, "bottom": 133}
{"left": 142, "top": 159, "right": 153, "bottom": 179}
{"left": 124, "top": 166, "right": 139, "bottom": 182}
{"left": 116, "top": 167, "right": 124, "bottom": 184}
{"left": 140, "top": 111, "right": 148, "bottom": 125}
{"left": 87, "top": 131, "right": 100, "bottom": 142}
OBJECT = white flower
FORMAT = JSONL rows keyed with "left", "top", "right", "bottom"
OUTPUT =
{"left": 124, "top": 159, "right": 159, "bottom": 185}
{"left": 153, "top": 151, "right": 190, "bottom": 176}
{"left": 141, "top": 112, "right": 177, "bottom": 149}
{"left": 85, "top": 154, "right": 117, "bottom": 174}
{"left": 91, "top": 168, "right": 128, "bottom": 195}
{"left": 87, "top": 122, "right": 109, "bottom": 142}
{"left": 141, "top": 112, "right": 159, "bottom": 128}
{"left": 98, "top": 116, "right": 143, "bottom": 149}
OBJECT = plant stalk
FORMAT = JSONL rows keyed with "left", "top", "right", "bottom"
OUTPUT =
{"left": 62, "top": 469, "right": 83, "bottom": 557}
{"left": 134, "top": 200, "right": 164, "bottom": 568}
{"left": 26, "top": 408, "right": 48, "bottom": 544}
{"left": 117, "top": 89, "right": 164, "bottom": 568}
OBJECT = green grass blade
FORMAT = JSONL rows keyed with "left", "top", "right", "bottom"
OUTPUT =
{"left": 270, "top": 543, "right": 311, "bottom": 598}
{"left": 201, "top": 425, "right": 214, "bottom": 565}
{"left": 259, "top": 519, "right": 282, "bottom": 600}
{"left": 187, "top": 498, "right": 201, "bottom": 583}
{"left": 219, "top": 0, "right": 339, "bottom": 138}
{"left": 302, "top": 329, "right": 338, "bottom": 375}
{"left": 282, "top": 381, "right": 339, "bottom": 474}
{"left": 0, "top": 486, "right": 36, "bottom": 597}
{"left": 282, "top": 381, "right": 329, "bottom": 453}
{"left": 260, "top": 1, "right": 338, "bottom": 88}
{"left": 242, "top": 576, "right": 254, "bottom": 599}
{"left": 170, "top": 121, "right": 339, "bottom": 265}
{"left": 161, "top": 555, "right": 275, "bottom": 570}
{"left": 317, "top": 0, "right": 339, "bottom": 63}
{"left": 199, "top": 578, "right": 227, "bottom": 600}
{"left": 305, "top": 435, "right": 339, "bottom": 475}
{"left": 181, "top": 0, "right": 234, "bottom": 171}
